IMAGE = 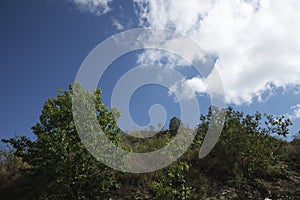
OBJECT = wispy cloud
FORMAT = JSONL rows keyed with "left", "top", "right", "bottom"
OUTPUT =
{"left": 112, "top": 18, "right": 124, "bottom": 30}
{"left": 287, "top": 104, "right": 300, "bottom": 120}
{"left": 70, "top": 0, "right": 113, "bottom": 16}
{"left": 134, "top": 0, "right": 300, "bottom": 105}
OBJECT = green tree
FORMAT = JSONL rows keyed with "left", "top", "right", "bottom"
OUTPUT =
{"left": 152, "top": 161, "right": 193, "bottom": 200}
{"left": 169, "top": 117, "right": 181, "bottom": 136}
{"left": 197, "top": 107, "right": 292, "bottom": 180}
{"left": 2, "top": 84, "right": 121, "bottom": 199}
{"left": 111, "top": 107, "right": 122, "bottom": 121}
{"left": 285, "top": 136, "right": 300, "bottom": 170}
{"left": 0, "top": 148, "right": 29, "bottom": 199}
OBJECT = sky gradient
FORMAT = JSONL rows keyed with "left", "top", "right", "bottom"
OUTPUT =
{"left": 1, "top": 0, "right": 299, "bottom": 146}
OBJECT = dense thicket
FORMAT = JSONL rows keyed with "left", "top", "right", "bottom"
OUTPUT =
{"left": 1, "top": 86, "right": 299, "bottom": 199}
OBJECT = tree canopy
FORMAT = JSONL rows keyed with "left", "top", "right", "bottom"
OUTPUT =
{"left": 1, "top": 85, "right": 299, "bottom": 199}
{"left": 2, "top": 85, "right": 121, "bottom": 199}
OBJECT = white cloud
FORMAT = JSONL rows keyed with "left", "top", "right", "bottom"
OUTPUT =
{"left": 70, "top": 0, "right": 113, "bottom": 16}
{"left": 134, "top": 0, "right": 300, "bottom": 105}
{"left": 112, "top": 19, "right": 124, "bottom": 30}
{"left": 168, "top": 77, "right": 208, "bottom": 101}
{"left": 288, "top": 104, "right": 300, "bottom": 120}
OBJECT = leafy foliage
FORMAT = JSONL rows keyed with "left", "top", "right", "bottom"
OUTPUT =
{"left": 169, "top": 117, "right": 181, "bottom": 136}
{"left": 196, "top": 107, "right": 292, "bottom": 180}
{"left": 153, "top": 161, "right": 193, "bottom": 200}
{"left": 2, "top": 85, "right": 121, "bottom": 199}
{"left": 1, "top": 87, "right": 299, "bottom": 199}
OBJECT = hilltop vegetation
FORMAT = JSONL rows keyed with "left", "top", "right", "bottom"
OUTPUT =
{"left": 1, "top": 85, "right": 299, "bottom": 199}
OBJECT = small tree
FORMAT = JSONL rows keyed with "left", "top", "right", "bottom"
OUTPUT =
{"left": 112, "top": 107, "right": 122, "bottom": 121}
{"left": 169, "top": 117, "right": 181, "bottom": 136}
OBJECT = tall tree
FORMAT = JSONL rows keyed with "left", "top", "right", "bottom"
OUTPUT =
{"left": 2, "top": 84, "right": 121, "bottom": 199}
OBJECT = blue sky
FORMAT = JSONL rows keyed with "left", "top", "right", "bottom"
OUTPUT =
{"left": 1, "top": 0, "right": 299, "bottom": 145}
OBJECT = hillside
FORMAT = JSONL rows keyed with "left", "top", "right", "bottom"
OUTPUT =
{"left": 0, "top": 87, "right": 299, "bottom": 199}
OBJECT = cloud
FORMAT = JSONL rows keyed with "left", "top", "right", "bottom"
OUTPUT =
{"left": 168, "top": 77, "right": 208, "bottom": 101}
{"left": 70, "top": 0, "right": 113, "bottom": 16}
{"left": 112, "top": 19, "right": 124, "bottom": 30}
{"left": 288, "top": 104, "right": 300, "bottom": 120}
{"left": 134, "top": 0, "right": 300, "bottom": 105}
